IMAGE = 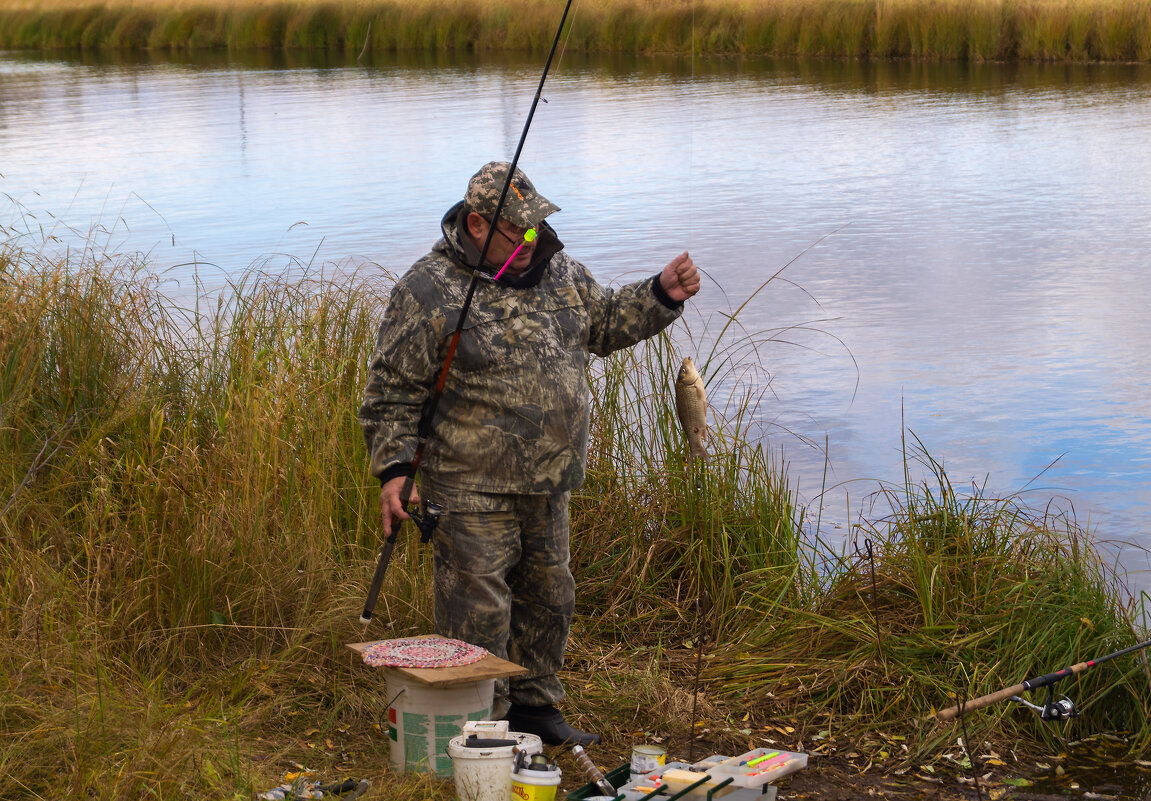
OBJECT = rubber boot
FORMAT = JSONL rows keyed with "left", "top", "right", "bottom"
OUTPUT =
{"left": 504, "top": 704, "right": 602, "bottom": 747}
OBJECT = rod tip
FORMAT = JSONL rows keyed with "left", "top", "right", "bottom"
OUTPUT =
{"left": 359, "top": 614, "right": 372, "bottom": 624}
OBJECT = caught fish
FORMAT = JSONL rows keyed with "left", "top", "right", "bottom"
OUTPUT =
{"left": 674, "top": 356, "right": 708, "bottom": 462}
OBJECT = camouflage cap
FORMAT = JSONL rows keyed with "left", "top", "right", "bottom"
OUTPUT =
{"left": 464, "top": 161, "right": 560, "bottom": 229}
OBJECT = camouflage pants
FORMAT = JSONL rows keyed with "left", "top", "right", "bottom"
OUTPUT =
{"left": 424, "top": 481, "right": 576, "bottom": 715}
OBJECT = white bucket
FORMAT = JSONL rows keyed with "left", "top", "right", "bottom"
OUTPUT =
{"left": 510, "top": 761, "right": 562, "bottom": 801}
{"left": 447, "top": 732, "right": 544, "bottom": 801}
{"left": 385, "top": 670, "right": 495, "bottom": 776}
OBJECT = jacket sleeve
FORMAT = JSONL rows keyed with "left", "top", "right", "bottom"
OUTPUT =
{"left": 580, "top": 263, "right": 684, "bottom": 358}
{"left": 358, "top": 282, "right": 441, "bottom": 483}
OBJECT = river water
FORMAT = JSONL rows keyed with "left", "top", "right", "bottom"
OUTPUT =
{"left": 3, "top": 49, "right": 1150, "bottom": 592}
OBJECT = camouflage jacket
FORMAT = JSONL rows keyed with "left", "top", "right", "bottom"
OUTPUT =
{"left": 359, "top": 201, "right": 683, "bottom": 495}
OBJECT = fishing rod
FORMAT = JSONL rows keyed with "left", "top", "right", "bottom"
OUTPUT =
{"left": 936, "top": 635, "right": 1151, "bottom": 722}
{"left": 360, "top": 0, "right": 576, "bottom": 624}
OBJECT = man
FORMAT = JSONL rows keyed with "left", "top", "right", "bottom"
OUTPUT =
{"left": 359, "top": 161, "right": 700, "bottom": 747}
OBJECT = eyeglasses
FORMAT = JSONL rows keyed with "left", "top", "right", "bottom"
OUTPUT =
{"left": 487, "top": 218, "right": 535, "bottom": 246}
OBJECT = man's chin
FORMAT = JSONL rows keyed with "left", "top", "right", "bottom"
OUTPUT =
{"left": 503, "top": 259, "right": 533, "bottom": 276}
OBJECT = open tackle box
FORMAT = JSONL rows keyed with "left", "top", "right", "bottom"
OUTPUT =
{"left": 567, "top": 748, "right": 807, "bottom": 801}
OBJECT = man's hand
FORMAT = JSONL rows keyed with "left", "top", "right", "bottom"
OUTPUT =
{"left": 379, "top": 476, "right": 421, "bottom": 539}
{"left": 659, "top": 251, "right": 701, "bottom": 303}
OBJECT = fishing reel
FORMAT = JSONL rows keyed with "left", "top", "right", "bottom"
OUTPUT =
{"left": 408, "top": 499, "right": 445, "bottom": 543}
{"left": 1010, "top": 685, "right": 1079, "bottom": 721}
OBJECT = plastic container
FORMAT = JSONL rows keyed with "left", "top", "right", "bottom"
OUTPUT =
{"left": 448, "top": 732, "right": 544, "bottom": 801}
{"left": 385, "top": 670, "right": 495, "bottom": 776}
{"left": 630, "top": 745, "right": 667, "bottom": 779}
{"left": 595, "top": 757, "right": 785, "bottom": 801}
{"left": 463, "top": 720, "right": 511, "bottom": 739}
{"left": 510, "top": 758, "right": 562, "bottom": 801}
{"left": 713, "top": 748, "right": 809, "bottom": 786}
{"left": 660, "top": 768, "right": 742, "bottom": 798}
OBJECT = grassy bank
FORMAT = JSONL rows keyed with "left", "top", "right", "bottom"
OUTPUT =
{"left": 1, "top": 0, "right": 1151, "bottom": 61}
{"left": 2, "top": 225, "right": 1151, "bottom": 799}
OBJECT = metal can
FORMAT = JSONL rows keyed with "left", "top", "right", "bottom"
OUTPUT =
{"left": 630, "top": 745, "right": 667, "bottom": 778}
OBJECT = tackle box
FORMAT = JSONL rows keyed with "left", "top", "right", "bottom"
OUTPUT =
{"left": 694, "top": 749, "right": 808, "bottom": 787}
{"left": 566, "top": 748, "right": 806, "bottom": 801}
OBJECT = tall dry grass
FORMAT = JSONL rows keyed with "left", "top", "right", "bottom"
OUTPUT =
{"left": 0, "top": 0, "right": 1150, "bottom": 60}
{"left": 0, "top": 234, "right": 420, "bottom": 796}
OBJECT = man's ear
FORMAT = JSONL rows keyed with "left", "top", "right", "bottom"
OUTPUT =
{"left": 466, "top": 211, "right": 487, "bottom": 238}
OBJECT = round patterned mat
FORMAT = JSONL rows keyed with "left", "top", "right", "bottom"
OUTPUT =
{"left": 361, "top": 637, "right": 487, "bottom": 669}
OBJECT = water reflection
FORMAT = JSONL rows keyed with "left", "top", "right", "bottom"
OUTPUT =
{"left": 2, "top": 49, "right": 1151, "bottom": 589}
{"left": 8, "top": 45, "right": 1151, "bottom": 87}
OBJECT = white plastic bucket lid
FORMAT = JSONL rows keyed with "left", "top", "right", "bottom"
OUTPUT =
{"left": 448, "top": 732, "right": 543, "bottom": 760}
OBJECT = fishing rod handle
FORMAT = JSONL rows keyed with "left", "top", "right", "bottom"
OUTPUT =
{"left": 1024, "top": 663, "right": 1084, "bottom": 691}
{"left": 360, "top": 472, "right": 421, "bottom": 622}
{"left": 936, "top": 659, "right": 1093, "bottom": 721}
{"left": 936, "top": 681, "right": 1026, "bottom": 722}
{"left": 360, "top": 535, "right": 396, "bottom": 623}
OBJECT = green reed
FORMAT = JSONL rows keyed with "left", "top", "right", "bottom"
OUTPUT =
{"left": 1, "top": 0, "right": 1151, "bottom": 61}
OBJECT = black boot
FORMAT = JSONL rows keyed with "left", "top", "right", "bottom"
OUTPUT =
{"left": 504, "top": 703, "right": 601, "bottom": 747}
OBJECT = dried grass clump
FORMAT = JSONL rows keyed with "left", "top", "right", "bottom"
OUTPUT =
{"left": 710, "top": 442, "right": 1151, "bottom": 760}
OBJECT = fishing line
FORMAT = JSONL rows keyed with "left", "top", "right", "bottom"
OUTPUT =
{"left": 689, "top": 0, "right": 696, "bottom": 256}
{"left": 553, "top": 0, "right": 583, "bottom": 76}
{"left": 956, "top": 691, "right": 985, "bottom": 801}
{"left": 361, "top": 0, "right": 578, "bottom": 624}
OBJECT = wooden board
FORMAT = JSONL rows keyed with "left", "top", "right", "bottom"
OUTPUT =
{"left": 346, "top": 638, "right": 527, "bottom": 688}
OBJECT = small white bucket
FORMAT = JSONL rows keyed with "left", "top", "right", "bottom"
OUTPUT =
{"left": 448, "top": 733, "right": 544, "bottom": 801}
{"left": 510, "top": 761, "right": 562, "bottom": 801}
{"left": 385, "top": 670, "right": 495, "bottom": 776}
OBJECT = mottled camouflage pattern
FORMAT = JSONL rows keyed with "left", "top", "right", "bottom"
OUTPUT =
{"left": 425, "top": 480, "right": 574, "bottom": 709}
{"left": 464, "top": 161, "right": 561, "bottom": 229}
{"left": 359, "top": 203, "right": 682, "bottom": 495}
{"left": 360, "top": 194, "right": 682, "bottom": 714}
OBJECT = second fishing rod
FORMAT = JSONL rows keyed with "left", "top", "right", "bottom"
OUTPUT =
{"left": 360, "top": 0, "right": 576, "bottom": 624}
{"left": 936, "top": 634, "right": 1151, "bottom": 723}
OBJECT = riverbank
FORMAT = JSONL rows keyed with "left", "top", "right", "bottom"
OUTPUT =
{"left": 3, "top": 223, "right": 1151, "bottom": 797}
{"left": 1, "top": 0, "right": 1150, "bottom": 61}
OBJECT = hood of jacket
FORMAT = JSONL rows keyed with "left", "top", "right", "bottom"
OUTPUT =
{"left": 435, "top": 200, "right": 564, "bottom": 289}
